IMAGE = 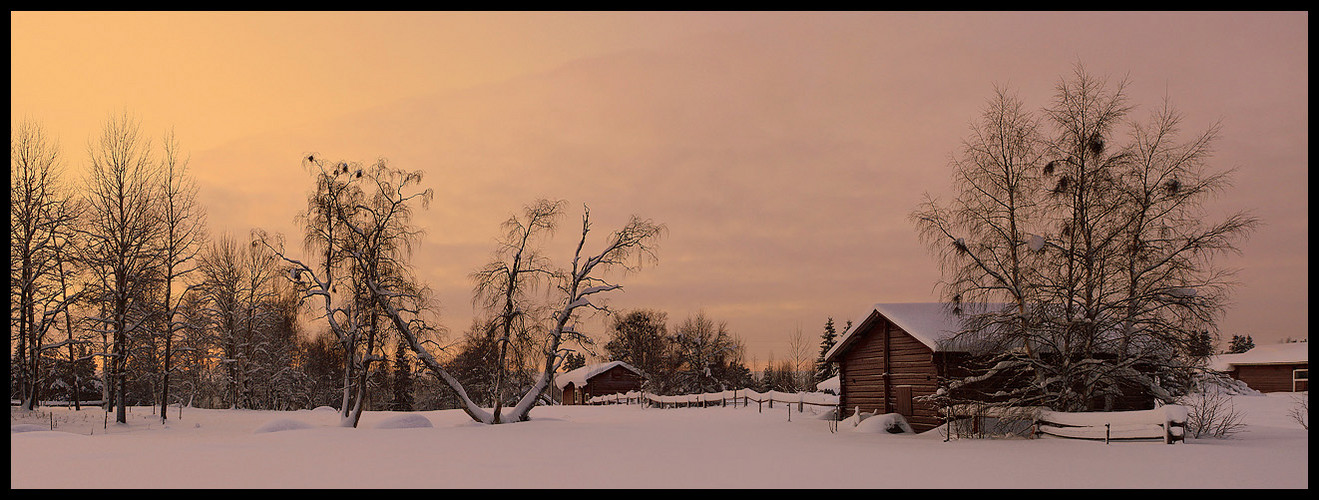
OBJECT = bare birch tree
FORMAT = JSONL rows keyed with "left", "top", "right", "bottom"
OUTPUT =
{"left": 912, "top": 65, "right": 1257, "bottom": 412}
{"left": 82, "top": 110, "right": 163, "bottom": 423}
{"left": 155, "top": 129, "right": 207, "bottom": 421}
{"left": 471, "top": 198, "right": 564, "bottom": 422}
{"left": 11, "top": 118, "right": 83, "bottom": 410}
{"left": 259, "top": 155, "right": 664, "bottom": 424}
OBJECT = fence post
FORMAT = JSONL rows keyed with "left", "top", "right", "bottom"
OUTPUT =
{"left": 758, "top": 399, "right": 762, "bottom": 413}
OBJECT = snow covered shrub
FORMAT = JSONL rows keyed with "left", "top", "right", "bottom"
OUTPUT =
{"left": 1182, "top": 391, "right": 1247, "bottom": 438}
{"left": 941, "top": 405, "right": 1038, "bottom": 439}
{"left": 1194, "top": 372, "right": 1260, "bottom": 396}
{"left": 374, "top": 413, "right": 433, "bottom": 429}
{"left": 253, "top": 418, "right": 315, "bottom": 434}
{"left": 852, "top": 413, "right": 914, "bottom": 434}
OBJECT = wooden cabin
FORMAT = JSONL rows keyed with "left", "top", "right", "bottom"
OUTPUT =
{"left": 1210, "top": 342, "right": 1309, "bottom": 393}
{"left": 823, "top": 302, "right": 1159, "bottom": 433}
{"left": 553, "top": 361, "right": 644, "bottom": 405}
{"left": 823, "top": 303, "right": 963, "bottom": 432}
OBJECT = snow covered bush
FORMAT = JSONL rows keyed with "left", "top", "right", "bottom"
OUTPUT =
{"left": 253, "top": 418, "right": 315, "bottom": 434}
{"left": 1181, "top": 390, "right": 1247, "bottom": 438}
{"left": 853, "top": 413, "right": 914, "bottom": 434}
{"left": 374, "top": 413, "right": 433, "bottom": 429}
{"left": 1288, "top": 392, "right": 1307, "bottom": 430}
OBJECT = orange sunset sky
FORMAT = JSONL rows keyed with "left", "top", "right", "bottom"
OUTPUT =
{"left": 11, "top": 11, "right": 1308, "bottom": 368}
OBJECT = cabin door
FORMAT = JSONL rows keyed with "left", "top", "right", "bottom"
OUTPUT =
{"left": 894, "top": 385, "right": 913, "bottom": 416}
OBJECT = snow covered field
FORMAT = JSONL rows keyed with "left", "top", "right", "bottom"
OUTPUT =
{"left": 11, "top": 392, "right": 1307, "bottom": 488}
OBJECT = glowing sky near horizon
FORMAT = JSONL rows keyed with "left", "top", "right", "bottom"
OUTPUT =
{"left": 12, "top": 11, "right": 1308, "bottom": 367}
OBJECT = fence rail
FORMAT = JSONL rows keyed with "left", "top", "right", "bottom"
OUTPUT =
{"left": 586, "top": 389, "right": 840, "bottom": 414}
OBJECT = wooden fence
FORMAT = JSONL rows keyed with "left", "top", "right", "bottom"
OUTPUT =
{"left": 586, "top": 389, "right": 840, "bottom": 415}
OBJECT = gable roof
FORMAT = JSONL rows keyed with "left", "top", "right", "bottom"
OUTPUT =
{"left": 1209, "top": 342, "right": 1309, "bottom": 371}
{"left": 554, "top": 361, "right": 642, "bottom": 390}
{"left": 824, "top": 303, "right": 974, "bottom": 361}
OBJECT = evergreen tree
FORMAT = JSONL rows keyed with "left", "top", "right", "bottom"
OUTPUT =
{"left": 759, "top": 363, "right": 774, "bottom": 392}
{"left": 1227, "top": 334, "right": 1255, "bottom": 354}
{"left": 1186, "top": 330, "right": 1216, "bottom": 359}
{"left": 561, "top": 352, "right": 586, "bottom": 372}
{"left": 815, "top": 317, "right": 839, "bottom": 383}
{"left": 391, "top": 339, "right": 414, "bottom": 411}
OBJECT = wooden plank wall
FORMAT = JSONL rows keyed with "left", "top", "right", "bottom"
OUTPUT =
{"left": 584, "top": 366, "right": 643, "bottom": 398}
{"left": 838, "top": 317, "right": 944, "bottom": 432}
{"left": 1233, "top": 364, "right": 1308, "bottom": 393}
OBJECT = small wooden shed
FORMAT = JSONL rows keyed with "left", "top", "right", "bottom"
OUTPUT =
{"left": 822, "top": 303, "right": 965, "bottom": 432}
{"left": 1210, "top": 342, "right": 1309, "bottom": 393}
{"left": 554, "top": 361, "right": 644, "bottom": 405}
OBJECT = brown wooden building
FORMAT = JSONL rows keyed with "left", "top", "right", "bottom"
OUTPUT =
{"left": 1211, "top": 342, "right": 1309, "bottom": 393}
{"left": 553, "top": 361, "right": 644, "bottom": 405}
{"left": 822, "top": 303, "right": 1160, "bottom": 433}
{"left": 823, "top": 303, "right": 965, "bottom": 432}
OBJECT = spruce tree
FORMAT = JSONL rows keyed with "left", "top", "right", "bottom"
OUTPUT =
{"left": 815, "top": 317, "right": 839, "bottom": 383}
{"left": 1227, "top": 334, "right": 1255, "bottom": 354}
{"left": 562, "top": 352, "right": 586, "bottom": 372}
{"left": 391, "top": 340, "right": 414, "bottom": 411}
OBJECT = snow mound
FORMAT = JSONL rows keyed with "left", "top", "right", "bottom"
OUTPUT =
{"left": 814, "top": 407, "right": 841, "bottom": 420}
{"left": 12, "top": 424, "right": 50, "bottom": 433}
{"left": 852, "top": 413, "right": 914, "bottom": 434}
{"left": 311, "top": 406, "right": 338, "bottom": 413}
{"left": 374, "top": 413, "right": 434, "bottom": 429}
{"left": 253, "top": 418, "right": 315, "bottom": 433}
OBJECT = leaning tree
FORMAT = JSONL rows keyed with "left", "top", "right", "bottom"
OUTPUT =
{"left": 258, "top": 156, "right": 664, "bottom": 425}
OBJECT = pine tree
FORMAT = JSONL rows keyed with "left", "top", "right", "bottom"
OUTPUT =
{"left": 561, "top": 352, "right": 586, "bottom": 372}
{"left": 390, "top": 339, "right": 414, "bottom": 411}
{"left": 815, "top": 317, "right": 839, "bottom": 383}
{"left": 1227, "top": 334, "right": 1255, "bottom": 354}
{"left": 1187, "top": 330, "right": 1215, "bottom": 359}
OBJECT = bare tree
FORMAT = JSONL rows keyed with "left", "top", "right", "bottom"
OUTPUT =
{"left": 11, "top": 118, "right": 82, "bottom": 410}
{"left": 470, "top": 198, "right": 564, "bottom": 422}
{"left": 912, "top": 85, "right": 1046, "bottom": 353}
{"left": 671, "top": 312, "right": 743, "bottom": 393}
{"left": 787, "top": 324, "right": 812, "bottom": 391}
{"left": 502, "top": 206, "right": 665, "bottom": 422}
{"left": 155, "top": 129, "right": 207, "bottom": 421}
{"left": 912, "top": 65, "right": 1257, "bottom": 413}
{"left": 260, "top": 156, "right": 664, "bottom": 425}
{"left": 81, "top": 110, "right": 164, "bottom": 423}
{"left": 258, "top": 157, "right": 438, "bottom": 426}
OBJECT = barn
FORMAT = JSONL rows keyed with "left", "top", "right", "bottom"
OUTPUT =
{"left": 1210, "top": 342, "right": 1309, "bottom": 393}
{"left": 553, "top": 361, "right": 644, "bottom": 405}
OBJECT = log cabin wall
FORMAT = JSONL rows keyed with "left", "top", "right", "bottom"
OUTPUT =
{"left": 583, "top": 365, "right": 644, "bottom": 400}
{"left": 1231, "top": 363, "right": 1309, "bottom": 393}
{"left": 838, "top": 315, "right": 944, "bottom": 432}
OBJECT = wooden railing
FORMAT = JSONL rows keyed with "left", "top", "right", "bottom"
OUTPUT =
{"left": 586, "top": 388, "right": 840, "bottom": 414}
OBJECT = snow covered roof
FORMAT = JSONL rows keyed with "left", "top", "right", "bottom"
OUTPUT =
{"left": 1209, "top": 342, "right": 1309, "bottom": 372}
{"left": 554, "top": 361, "right": 642, "bottom": 390}
{"left": 824, "top": 303, "right": 1001, "bottom": 361}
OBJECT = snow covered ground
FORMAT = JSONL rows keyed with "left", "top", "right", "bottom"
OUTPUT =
{"left": 11, "top": 392, "right": 1308, "bottom": 488}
